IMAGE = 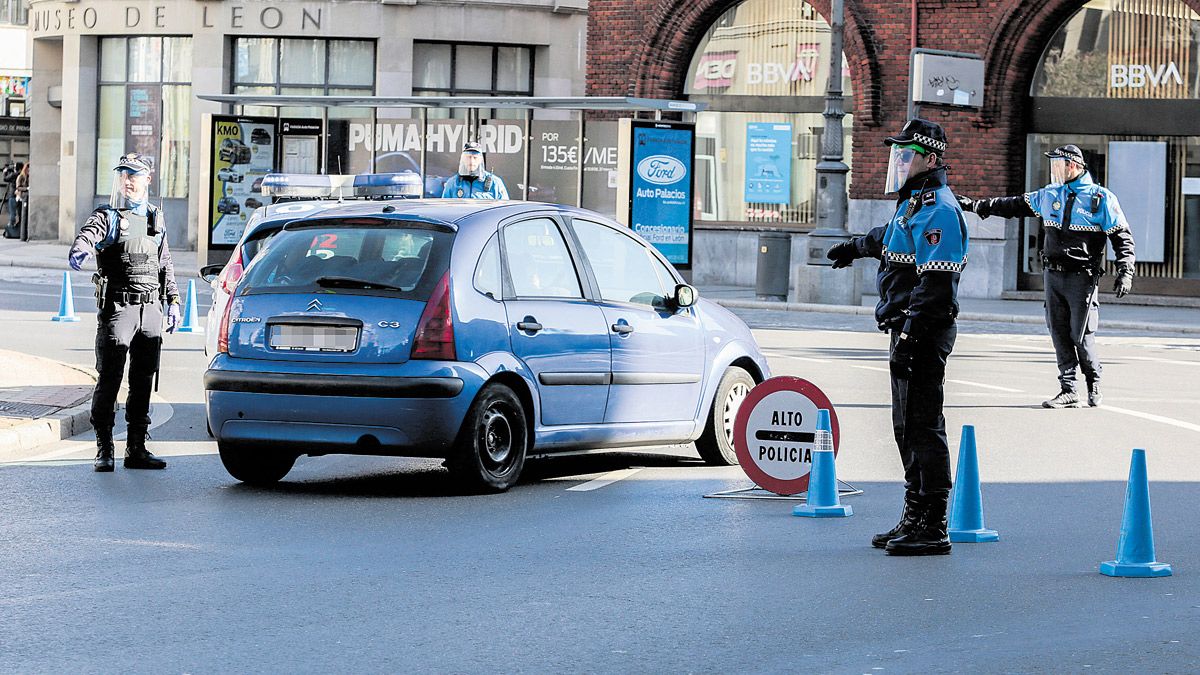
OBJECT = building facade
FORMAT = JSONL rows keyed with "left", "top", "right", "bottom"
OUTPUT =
{"left": 27, "top": 0, "right": 586, "bottom": 251}
{"left": 590, "top": 0, "right": 1200, "bottom": 299}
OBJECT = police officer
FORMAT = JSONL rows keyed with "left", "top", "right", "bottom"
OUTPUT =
{"left": 826, "top": 119, "right": 969, "bottom": 556}
{"left": 68, "top": 153, "right": 181, "bottom": 472}
{"left": 957, "top": 145, "right": 1135, "bottom": 408}
{"left": 441, "top": 141, "right": 509, "bottom": 199}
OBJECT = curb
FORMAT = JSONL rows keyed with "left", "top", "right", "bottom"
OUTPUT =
{"left": 0, "top": 401, "right": 93, "bottom": 462}
{"left": 713, "top": 299, "right": 1200, "bottom": 335}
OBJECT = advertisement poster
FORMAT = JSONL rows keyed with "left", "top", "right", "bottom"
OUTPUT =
{"left": 279, "top": 118, "right": 323, "bottom": 174}
{"left": 528, "top": 120, "right": 580, "bottom": 205}
{"left": 423, "top": 120, "right": 469, "bottom": 197}
{"left": 480, "top": 120, "right": 526, "bottom": 200}
{"left": 581, "top": 121, "right": 619, "bottom": 218}
{"left": 125, "top": 85, "right": 161, "bottom": 196}
{"left": 208, "top": 115, "right": 277, "bottom": 248}
{"left": 628, "top": 121, "right": 695, "bottom": 267}
{"left": 744, "top": 122, "right": 792, "bottom": 204}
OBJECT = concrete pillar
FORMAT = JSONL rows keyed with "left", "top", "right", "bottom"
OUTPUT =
{"left": 190, "top": 31, "right": 226, "bottom": 265}
{"left": 27, "top": 37, "right": 62, "bottom": 242}
{"left": 57, "top": 34, "right": 98, "bottom": 244}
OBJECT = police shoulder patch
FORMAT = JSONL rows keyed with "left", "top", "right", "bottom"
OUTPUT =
{"left": 925, "top": 229, "right": 942, "bottom": 246}
{"left": 922, "top": 191, "right": 937, "bottom": 205}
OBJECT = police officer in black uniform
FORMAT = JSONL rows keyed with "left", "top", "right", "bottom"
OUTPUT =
{"left": 826, "top": 119, "right": 969, "bottom": 556}
{"left": 69, "top": 153, "right": 181, "bottom": 472}
{"left": 958, "top": 145, "right": 1136, "bottom": 408}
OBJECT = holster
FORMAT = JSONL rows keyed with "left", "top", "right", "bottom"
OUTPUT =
{"left": 92, "top": 272, "right": 108, "bottom": 310}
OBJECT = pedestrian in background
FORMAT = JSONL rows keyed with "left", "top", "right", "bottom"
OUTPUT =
{"left": 13, "top": 162, "right": 28, "bottom": 240}
{"left": 441, "top": 141, "right": 509, "bottom": 200}
{"left": 1, "top": 161, "right": 16, "bottom": 238}
{"left": 68, "top": 153, "right": 181, "bottom": 472}
{"left": 826, "top": 118, "right": 969, "bottom": 556}
{"left": 958, "top": 144, "right": 1135, "bottom": 408}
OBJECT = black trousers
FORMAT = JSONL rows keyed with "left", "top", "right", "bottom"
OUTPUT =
{"left": 91, "top": 301, "right": 162, "bottom": 431}
{"left": 890, "top": 323, "right": 956, "bottom": 498}
{"left": 1044, "top": 268, "right": 1101, "bottom": 392}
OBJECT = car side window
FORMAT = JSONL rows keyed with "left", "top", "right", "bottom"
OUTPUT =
{"left": 501, "top": 218, "right": 583, "bottom": 299}
{"left": 571, "top": 219, "right": 669, "bottom": 307}
{"left": 474, "top": 234, "right": 502, "bottom": 300}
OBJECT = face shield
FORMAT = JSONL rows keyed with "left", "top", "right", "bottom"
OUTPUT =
{"left": 1049, "top": 158, "right": 1078, "bottom": 185}
{"left": 884, "top": 144, "right": 926, "bottom": 194}
{"left": 458, "top": 151, "right": 485, "bottom": 179}
{"left": 108, "top": 168, "right": 151, "bottom": 210}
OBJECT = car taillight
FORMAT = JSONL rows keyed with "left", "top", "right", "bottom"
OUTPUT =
{"left": 217, "top": 297, "right": 234, "bottom": 354}
{"left": 411, "top": 272, "right": 456, "bottom": 361}
{"left": 217, "top": 250, "right": 245, "bottom": 296}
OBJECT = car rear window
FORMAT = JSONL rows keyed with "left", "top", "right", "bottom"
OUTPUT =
{"left": 240, "top": 219, "right": 453, "bottom": 300}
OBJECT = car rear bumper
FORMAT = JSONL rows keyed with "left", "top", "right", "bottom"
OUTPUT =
{"left": 204, "top": 357, "right": 485, "bottom": 456}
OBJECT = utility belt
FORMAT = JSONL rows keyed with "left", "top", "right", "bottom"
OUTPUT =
{"left": 1041, "top": 257, "right": 1103, "bottom": 276}
{"left": 92, "top": 273, "right": 161, "bottom": 309}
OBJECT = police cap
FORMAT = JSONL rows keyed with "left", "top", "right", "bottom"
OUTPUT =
{"left": 114, "top": 152, "right": 154, "bottom": 175}
{"left": 884, "top": 118, "right": 948, "bottom": 155}
{"left": 1044, "top": 144, "right": 1087, "bottom": 168}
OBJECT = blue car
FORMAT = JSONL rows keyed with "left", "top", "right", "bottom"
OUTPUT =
{"left": 204, "top": 200, "right": 770, "bottom": 490}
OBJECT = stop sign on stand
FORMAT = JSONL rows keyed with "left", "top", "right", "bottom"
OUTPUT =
{"left": 731, "top": 376, "right": 843, "bottom": 497}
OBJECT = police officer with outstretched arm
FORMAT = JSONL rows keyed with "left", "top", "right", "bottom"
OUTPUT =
{"left": 957, "top": 145, "right": 1135, "bottom": 408}
{"left": 441, "top": 141, "right": 509, "bottom": 199}
{"left": 826, "top": 119, "right": 969, "bottom": 556}
{"left": 69, "top": 153, "right": 181, "bottom": 472}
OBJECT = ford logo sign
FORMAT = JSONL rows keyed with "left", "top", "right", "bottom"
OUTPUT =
{"left": 637, "top": 155, "right": 686, "bottom": 185}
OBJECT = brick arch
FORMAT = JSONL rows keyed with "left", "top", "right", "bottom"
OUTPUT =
{"left": 627, "top": 0, "right": 885, "bottom": 126}
{"left": 976, "top": 0, "right": 1200, "bottom": 192}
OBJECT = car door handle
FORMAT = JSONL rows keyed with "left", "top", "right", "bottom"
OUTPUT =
{"left": 611, "top": 323, "right": 634, "bottom": 335}
{"left": 517, "top": 321, "right": 543, "bottom": 333}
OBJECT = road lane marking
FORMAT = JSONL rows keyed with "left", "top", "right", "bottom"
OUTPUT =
{"left": 774, "top": 354, "right": 827, "bottom": 363}
{"left": 990, "top": 343, "right": 1055, "bottom": 353}
{"left": 1101, "top": 405, "right": 1200, "bottom": 434}
{"left": 1121, "top": 356, "right": 1200, "bottom": 367}
{"left": 567, "top": 468, "right": 642, "bottom": 491}
{"left": 851, "top": 365, "right": 890, "bottom": 373}
{"left": 947, "top": 379, "right": 1024, "bottom": 393}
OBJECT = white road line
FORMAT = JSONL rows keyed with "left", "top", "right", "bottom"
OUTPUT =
{"left": 775, "top": 354, "right": 827, "bottom": 363}
{"left": 566, "top": 468, "right": 642, "bottom": 491}
{"left": 851, "top": 365, "right": 890, "bottom": 373}
{"left": 990, "top": 343, "right": 1055, "bottom": 353}
{"left": 1122, "top": 355, "right": 1200, "bottom": 367}
{"left": 947, "top": 379, "right": 1024, "bottom": 393}
{"left": 1101, "top": 405, "right": 1200, "bottom": 434}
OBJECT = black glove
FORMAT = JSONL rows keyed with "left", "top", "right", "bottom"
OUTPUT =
{"left": 890, "top": 333, "right": 918, "bottom": 380}
{"left": 826, "top": 241, "right": 858, "bottom": 269}
{"left": 1114, "top": 267, "right": 1134, "bottom": 298}
{"left": 956, "top": 195, "right": 977, "bottom": 212}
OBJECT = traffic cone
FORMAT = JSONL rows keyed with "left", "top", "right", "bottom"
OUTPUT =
{"left": 51, "top": 270, "right": 80, "bottom": 322}
{"left": 948, "top": 425, "right": 999, "bottom": 543}
{"left": 176, "top": 279, "right": 203, "bottom": 333}
{"left": 1100, "top": 449, "right": 1172, "bottom": 578}
{"left": 793, "top": 409, "right": 852, "bottom": 518}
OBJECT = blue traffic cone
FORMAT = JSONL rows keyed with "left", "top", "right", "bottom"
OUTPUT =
{"left": 51, "top": 270, "right": 80, "bottom": 322}
{"left": 793, "top": 409, "right": 852, "bottom": 518}
{"left": 1100, "top": 449, "right": 1172, "bottom": 578}
{"left": 948, "top": 425, "right": 999, "bottom": 543}
{"left": 176, "top": 279, "right": 203, "bottom": 333}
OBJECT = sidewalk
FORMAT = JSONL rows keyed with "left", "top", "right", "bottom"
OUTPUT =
{"left": 0, "top": 237, "right": 202, "bottom": 279}
{"left": 0, "top": 349, "right": 96, "bottom": 460}
{"left": 703, "top": 285, "right": 1200, "bottom": 334}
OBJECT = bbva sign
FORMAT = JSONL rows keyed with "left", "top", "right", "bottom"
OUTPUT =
{"left": 1110, "top": 62, "right": 1184, "bottom": 89}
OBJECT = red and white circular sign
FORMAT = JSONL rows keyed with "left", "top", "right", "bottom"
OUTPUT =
{"left": 732, "top": 376, "right": 840, "bottom": 496}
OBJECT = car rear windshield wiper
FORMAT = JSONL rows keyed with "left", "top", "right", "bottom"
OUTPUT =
{"left": 314, "top": 276, "right": 406, "bottom": 291}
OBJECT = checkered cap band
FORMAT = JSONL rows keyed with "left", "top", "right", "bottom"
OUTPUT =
{"left": 913, "top": 133, "right": 947, "bottom": 153}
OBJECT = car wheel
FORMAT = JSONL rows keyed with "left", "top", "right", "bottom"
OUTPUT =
{"left": 695, "top": 366, "right": 755, "bottom": 466}
{"left": 448, "top": 383, "right": 528, "bottom": 493}
{"left": 218, "top": 440, "right": 296, "bottom": 485}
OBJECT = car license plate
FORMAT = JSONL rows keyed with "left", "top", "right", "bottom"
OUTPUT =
{"left": 269, "top": 324, "right": 359, "bottom": 352}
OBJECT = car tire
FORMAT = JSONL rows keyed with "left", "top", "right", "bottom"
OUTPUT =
{"left": 448, "top": 383, "right": 528, "bottom": 493}
{"left": 218, "top": 441, "right": 296, "bottom": 485}
{"left": 695, "top": 366, "right": 755, "bottom": 466}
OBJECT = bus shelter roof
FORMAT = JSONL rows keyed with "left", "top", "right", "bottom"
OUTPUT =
{"left": 196, "top": 94, "right": 705, "bottom": 113}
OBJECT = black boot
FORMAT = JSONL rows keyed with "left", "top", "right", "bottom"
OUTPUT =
{"left": 93, "top": 427, "right": 115, "bottom": 472}
{"left": 123, "top": 426, "right": 167, "bottom": 470}
{"left": 886, "top": 493, "right": 952, "bottom": 556}
{"left": 872, "top": 492, "right": 921, "bottom": 549}
{"left": 1088, "top": 382, "right": 1103, "bottom": 407}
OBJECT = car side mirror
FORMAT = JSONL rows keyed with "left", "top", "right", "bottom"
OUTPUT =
{"left": 200, "top": 264, "right": 223, "bottom": 284}
{"left": 673, "top": 283, "right": 698, "bottom": 309}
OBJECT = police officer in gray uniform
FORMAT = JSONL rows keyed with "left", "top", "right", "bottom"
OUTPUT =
{"left": 69, "top": 153, "right": 181, "bottom": 471}
{"left": 827, "top": 119, "right": 969, "bottom": 556}
{"left": 958, "top": 145, "right": 1135, "bottom": 408}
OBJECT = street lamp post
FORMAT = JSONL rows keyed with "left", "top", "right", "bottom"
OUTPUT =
{"left": 800, "top": 0, "right": 861, "bottom": 305}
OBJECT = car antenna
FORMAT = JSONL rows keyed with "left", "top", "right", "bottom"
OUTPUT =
{"left": 336, "top": 157, "right": 344, "bottom": 203}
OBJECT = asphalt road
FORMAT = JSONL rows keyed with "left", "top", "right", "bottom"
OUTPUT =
{"left": 2, "top": 268, "right": 1199, "bottom": 672}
